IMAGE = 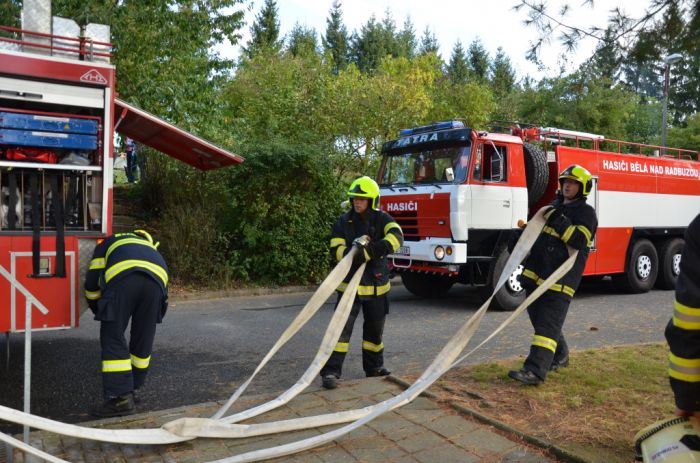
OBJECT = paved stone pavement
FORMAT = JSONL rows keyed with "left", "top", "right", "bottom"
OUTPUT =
{"left": 7, "top": 377, "right": 557, "bottom": 463}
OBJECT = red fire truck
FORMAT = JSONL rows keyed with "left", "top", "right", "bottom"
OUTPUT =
{"left": 378, "top": 120, "right": 700, "bottom": 310}
{"left": 0, "top": 6, "right": 242, "bottom": 338}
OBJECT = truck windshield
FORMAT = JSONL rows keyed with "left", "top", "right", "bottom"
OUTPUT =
{"left": 379, "top": 144, "right": 472, "bottom": 186}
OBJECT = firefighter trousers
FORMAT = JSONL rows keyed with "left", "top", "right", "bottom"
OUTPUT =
{"left": 321, "top": 294, "right": 389, "bottom": 378}
{"left": 523, "top": 290, "right": 570, "bottom": 380}
{"left": 100, "top": 273, "right": 164, "bottom": 398}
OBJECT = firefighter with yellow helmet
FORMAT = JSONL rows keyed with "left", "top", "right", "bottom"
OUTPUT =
{"left": 321, "top": 176, "right": 404, "bottom": 389}
{"left": 509, "top": 165, "right": 598, "bottom": 385}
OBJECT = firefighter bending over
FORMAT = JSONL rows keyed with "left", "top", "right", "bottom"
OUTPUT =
{"left": 508, "top": 165, "right": 598, "bottom": 385}
{"left": 665, "top": 213, "right": 700, "bottom": 416}
{"left": 321, "top": 176, "right": 404, "bottom": 389}
{"left": 84, "top": 229, "right": 169, "bottom": 417}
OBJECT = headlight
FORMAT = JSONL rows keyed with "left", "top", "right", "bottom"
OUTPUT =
{"left": 434, "top": 246, "right": 445, "bottom": 260}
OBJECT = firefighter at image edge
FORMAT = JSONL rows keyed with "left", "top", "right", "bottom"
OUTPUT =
{"left": 84, "top": 229, "right": 169, "bottom": 417}
{"left": 321, "top": 176, "right": 404, "bottom": 390}
{"left": 508, "top": 164, "right": 598, "bottom": 385}
{"left": 665, "top": 212, "right": 700, "bottom": 417}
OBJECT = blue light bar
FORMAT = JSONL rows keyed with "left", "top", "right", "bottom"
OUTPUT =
{"left": 399, "top": 120, "right": 465, "bottom": 137}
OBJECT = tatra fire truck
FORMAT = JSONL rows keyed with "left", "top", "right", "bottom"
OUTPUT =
{"left": 0, "top": 3, "right": 242, "bottom": 341}
{"left": 378, "top": 120, "right": 700, "bottom": 310}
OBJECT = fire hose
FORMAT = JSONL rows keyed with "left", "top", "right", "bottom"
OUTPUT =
{"left": 0, "top": 206, "right": 578, "bottom": 462}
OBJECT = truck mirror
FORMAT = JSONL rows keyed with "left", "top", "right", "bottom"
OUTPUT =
{"left": 445, "top": 167, "right": 455, "bottom": 182}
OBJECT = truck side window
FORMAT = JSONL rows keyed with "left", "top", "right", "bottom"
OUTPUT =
{"left": 477, "top": 143, "right": 507, "bottom": 183}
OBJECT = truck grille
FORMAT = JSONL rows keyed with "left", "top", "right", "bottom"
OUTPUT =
{"left": 390, "top": 211, "right": 419, "bottom": 241}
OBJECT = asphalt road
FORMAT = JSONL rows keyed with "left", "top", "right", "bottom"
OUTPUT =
{"left": 0, "top": 279, "right": 673, "bottom": 433}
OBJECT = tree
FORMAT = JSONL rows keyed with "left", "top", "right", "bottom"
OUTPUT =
{"left": 446, "top": 40, "right": 469, "bottom": 84}
{"left": 322, "top": 0, "right": 350, "bottom": 73}
{"left": 286, "top": 23, "right": 318, "bottom": 58}
{"left": 490, "top": 47, "right": 517, "bottom": 97}
{"left": 417, "top": 26, "right": 440, "bottom": 57}
{"left": 242, "top": 0, "right": 283, "bottom": 59}
{"left": 0, "top": 0, "right": 20, "bottom": 31}
{"left": 396, "top": 17, "right": 417, "bottom": 60}
{"left": 467, "top": 38, "right": 490, "bottom": 83}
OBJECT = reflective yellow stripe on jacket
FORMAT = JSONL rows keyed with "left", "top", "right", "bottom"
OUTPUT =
{"left": 669, "top": 353, "right": 700, "bottom": 382}
{"left": 522, "top": 269, "right": 576, "bottom": 297}
{"left": 105, "top": 259, "right": 169, "bottom": 286}
{"left": 105, "top": 238, "right": 158, "bottom": 263}
{"left": 336, "top": 281, "right": 391, "bottom": 296}
{"left": 84, "top": 289, "right": 101, "bottom": 301}
{"left": 89, "top": 258, "right": 106, "bottom": 270}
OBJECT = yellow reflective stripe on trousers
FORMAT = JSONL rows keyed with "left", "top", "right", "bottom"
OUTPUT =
{"left": 522, "top": 269, "right": 575, "bottom": 296}
{"left": 105, "top": 238, "right": 157, "bottom": 263}
{"left": 669, "top": 353, "right": 700, "bottom": 382}
{"left": 561, "top": 225, "right": 576, "bottom": 243}
{"left": 384, "top": 222, "right": 401, "bottom": 235}
{"left": 672, "top": 300, "right": 700, "bottom": 330}
{"left": 330, "top": 238, "right": 346, "bottom": 248}
{"left": 384, "top": 233, "right": 400, "bottom": 252}
{"left": 362, "top": 340, "right": 384, "bottom": 352}
{"left": 336, "top": 281, "right": 348, "bottom": 292}
{"left": 532, "top": 335, "right": 557, "bottom": 353}
{"left": 85, "top": 289, "right": 101, "bottom": 300}
{"left": 522, "top": 269, "right": 544, "bottom": 285}
{"left": 89, "top": 258, "right": 106, "bottom": 270}
{"left": 105, "top": 259, "right": 168, "bottom": 286}
{"left": 102, "top": 359, "right": 132, "bottom": 373}
{"left": 335, "top": 245, "right": 346, "bottom": 262}
{"left": 130, "top": 354, "right": 151, "bottom": 369}
{"left": 334, "top": 342, "right": 349, "bottom": 353}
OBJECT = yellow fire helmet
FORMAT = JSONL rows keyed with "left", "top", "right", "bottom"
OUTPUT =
{"left": 347, "top": 176, "right": 381, "bottom": 210}
{"left": 558, "top": 164, "right": 593, "bottom": 196}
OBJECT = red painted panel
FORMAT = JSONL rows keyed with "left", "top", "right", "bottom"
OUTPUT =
{"left": 0, "top": 51, "right": 115, "bottom": 87}
{"left": 586, "top": 228, "right": 632, "bottom": 275}
{"left": 381, "top": 193, "right": 451, "bottom": 239}
{"left": 0, "top": 236, "right": 78, "bottom": 332}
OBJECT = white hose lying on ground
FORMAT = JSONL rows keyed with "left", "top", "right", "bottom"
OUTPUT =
{"left": 1, "top": 207, "right": 575, "bottom": 463}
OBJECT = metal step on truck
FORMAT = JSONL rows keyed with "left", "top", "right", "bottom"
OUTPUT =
{"left": 377, "top": 120, "right": 700, "bottom": 310}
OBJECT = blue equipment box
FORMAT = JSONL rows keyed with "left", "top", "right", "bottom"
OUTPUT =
{"left": 0, "top": 111, "right": 98, "bottom": 135}
{"left": 0, "top": 128, "right": 98, "bottom": 150}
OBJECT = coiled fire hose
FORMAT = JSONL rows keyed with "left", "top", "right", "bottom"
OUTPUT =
{"left": 0, "top": 206, "right": 577, "bottom": 463}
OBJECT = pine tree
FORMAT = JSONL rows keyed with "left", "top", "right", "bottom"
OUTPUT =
{"left": 418, "top": 26, "right": 440, "bottom": 57}
{"left": 396, "top": 17, "right": 417, "bottom": 59}
{"left": 351, "top": 15, "right": 387, "bottom": 73}
{"left": 490, "top": 47, "right": 517, "bottom": 97}
{"left": 243, "top": 0, "right": 282, "bottom": 59}
{"left": 467, "top": 38, "right": 490, "bottom": 83}
{"left": 287, "top": 23, "right": 318, "bottom": 58}
{"left": 322, "top": 0, "right": 349, "bottom": 73}
{"left": 447, "top": 40, "right": 469, "bottom": 84}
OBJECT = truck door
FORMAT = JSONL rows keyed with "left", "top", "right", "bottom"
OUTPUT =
{"left": 585, "top": 176, "right": 599, "bottom": 273}
{"left": 469, "top": 142, "right": 513, "bottom": 229}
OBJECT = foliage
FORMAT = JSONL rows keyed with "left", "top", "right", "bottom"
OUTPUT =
{"left": 417, "top": 26, "right": 440, "bottom": 57}
{"left": 446, "top": 40, "right": 469, "bottom": 84}
{"left": 668, "top": 112, "right": 700, "bottom": 152}
{"left": 322, "top": 0, "right": 350, "bottom": 73}
{"left": 286, "top": 23, "right": 318, "bottom": 58}
{"left": 242, "top": 0, "right": 282, "bottom": 59}
{"left": 467, "top": 38, "right": 491, "bottom": 83}
{"left": 223, "top": 141, "right": 343, "bottom": 284}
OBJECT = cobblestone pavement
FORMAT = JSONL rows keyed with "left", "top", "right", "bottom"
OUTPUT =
{"left": 8, "top": 377, "right": 556, "bottom": 463}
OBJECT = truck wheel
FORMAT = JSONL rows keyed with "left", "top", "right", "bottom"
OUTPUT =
{"left": 523, "top": 143, "right": 548, "bottom": 206}
{"left": 481, "top": 247, "right": 526, "bottom": 311}
{"left": 655, "top": 238, "right": 684, "bottom": 290}
{"left": 401, "top": 272, "right": 455, "bottom": 298}
{"left": 612, "top": 239, "right": 659, "bottom": 293}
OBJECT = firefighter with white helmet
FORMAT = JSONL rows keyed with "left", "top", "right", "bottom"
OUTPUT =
{"left": 321, "top": 176, "right": 404, "bottom": 389}
{"left": 509, "top": 164, "right": 598, "bottom": 385}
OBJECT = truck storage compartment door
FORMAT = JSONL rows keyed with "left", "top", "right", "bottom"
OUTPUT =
{"left": 0, "top": 236, "right": 77, "bottom": 332}
{"left": 113, "top": 98, "right": 243, "bottom": 170}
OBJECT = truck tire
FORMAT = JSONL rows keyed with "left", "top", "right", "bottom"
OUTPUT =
{"left": 481, "top": 247, "right": 526, "bottom": 311}
{"left": 401, "top": 272, "right": 455, "bottom": 298}
{"left": 523, "top": 142, "right": 548, "bottom": 206}
{"left": 612, "top": 239, "right": 659, "bottom": 293}
{"left": 655, "top": 238, "right": 684, "bottom": 290}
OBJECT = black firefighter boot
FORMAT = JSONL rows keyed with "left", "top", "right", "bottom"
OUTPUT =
{"left": 90, "top": 393, "right": 136, "bottom": 418}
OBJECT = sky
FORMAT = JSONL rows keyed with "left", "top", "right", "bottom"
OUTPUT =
{"left": 217, "top": 0, "right": 650, "bottom": 79}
